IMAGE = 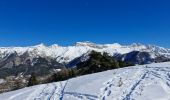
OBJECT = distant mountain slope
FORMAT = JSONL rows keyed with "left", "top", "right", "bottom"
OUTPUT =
{"left": 0, "top": 41, "right": 170, "bottom": 65}
{"left": 0, "top": 42, "right": 170, "bottom": 78}
{"left": 1, "top": 62, "right": 170, "bottom": 100}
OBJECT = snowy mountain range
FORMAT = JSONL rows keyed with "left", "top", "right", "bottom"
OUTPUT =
{"left": 0, "top": 41, "right": 170, "bottom": 64}
{"left": 1, "top": 42, "right": 170, "bottom": 99}
{"left": 1, "top": 62, "right": 170, "bottom": 100}
{"left": 0, "top": 41, "right": 170, "bottom": 78}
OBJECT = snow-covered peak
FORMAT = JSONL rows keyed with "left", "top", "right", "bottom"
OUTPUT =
{"left": 75, "top": 41, "right": 96, "bottom": 47}
{"left": 50, "top": 44, "right": 59, "bottom": 48}
{"left": 33, "top": 43, "right": 46, "bottom": 48}
{"left": 0, "top": 42, "right": 170, "bottom": 63}
{"left": 104, "top": 43, "right": 122, "bottom": 48}
{"left": 130, "top": 43, "right": 145, "bottom": 47}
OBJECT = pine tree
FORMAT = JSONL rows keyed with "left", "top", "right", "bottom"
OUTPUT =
{"left": 28, "top": 72, "right": 38, "bottom": 86}
{"left": 76, "top": 51, "right": 131, "bottom": 75}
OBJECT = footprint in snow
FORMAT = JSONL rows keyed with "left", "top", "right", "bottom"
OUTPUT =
{"left": 102, "top": 96, "right": 105, "bottom": 100}
{"left": 107, "top": 90, "right": 111, "bottom": 96}
{"left": 104, "top": 87, "right": 107, "bottom": 91}
{"left": 109, "top": 84, "right": 113, "bottom": 87}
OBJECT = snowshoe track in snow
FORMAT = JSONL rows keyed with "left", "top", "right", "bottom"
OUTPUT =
{"left": 99, "top": 65, "right": 170, "bottom": 100}
{"left": 1, "top": 62, "right": 170, "bottom": 100}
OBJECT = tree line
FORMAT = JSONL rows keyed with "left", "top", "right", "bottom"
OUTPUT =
{"left": 28, "top": 50, "right": 134, "bottom": 86}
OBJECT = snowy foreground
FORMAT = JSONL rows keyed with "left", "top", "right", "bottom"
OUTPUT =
{"left": 1, "top": 62, "right": 170, "bottom": 100}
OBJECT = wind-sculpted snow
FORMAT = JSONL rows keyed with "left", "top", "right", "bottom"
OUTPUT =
{"left": 1, "top": 62, "right": 170, "bottom": 100}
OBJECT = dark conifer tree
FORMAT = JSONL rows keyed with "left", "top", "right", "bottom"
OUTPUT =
{"left": 28, "top": 72, "right": 38, "bottom": 86}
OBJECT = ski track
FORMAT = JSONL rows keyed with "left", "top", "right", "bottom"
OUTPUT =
{"left": 99, "top": 66, "right": 170, "bottom": 100}
{"left": 47, "top": 83, "right": 57, "bottom": 100}
{"left": 99, "top": 69, "right": 131, "bottom": 100}
{"left": 65, "top": 92, "right": 98, "bottom": 100}
{"left": 34, "top": 83, "right": 58, "bottom": 100}
{"left": 33, "top": 80, "right": 98, "bottom": 100}
{"left": 59, "top": 81, "right": 68, "bottom": 100}
{"left": 122, "top": 71, "right": 149, "bottom": 100}
{"left": 3, "top": 63, "right": 170, "bottom": 100}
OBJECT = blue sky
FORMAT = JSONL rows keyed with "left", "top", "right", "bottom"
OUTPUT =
{"left": 0, "top": 0, "right": 170, "bottom": 47}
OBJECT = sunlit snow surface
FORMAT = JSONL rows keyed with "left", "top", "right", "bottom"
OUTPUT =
{"left": 1, "top": 62, "right": 170, "bottom": 100}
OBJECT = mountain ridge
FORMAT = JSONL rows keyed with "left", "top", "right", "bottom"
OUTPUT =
{"left": 0, "top": 42, "right": 170, "bottom": 63}
{"left": 0, "top": 41, "right": 170, "bottom": 70}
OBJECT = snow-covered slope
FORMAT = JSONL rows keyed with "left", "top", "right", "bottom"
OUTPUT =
{"left": 1, "top": 62, "right": 170, "bottom": 100}
{"left": 0, "top": 42, "right": 170, "bottom": 63}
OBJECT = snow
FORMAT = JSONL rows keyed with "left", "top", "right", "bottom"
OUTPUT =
{"left": 0, "top": 42, "right": 170, "bottom": 63}
{"left": 1, "top": 62, "right": 170, "bottom": 100}
{"left": 0, "top": 79, "right": 5, "bottom": 84}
